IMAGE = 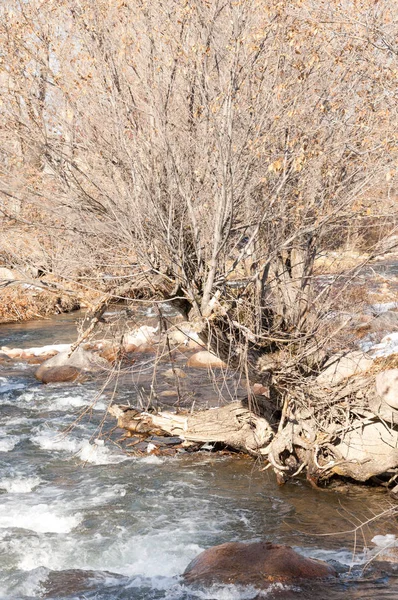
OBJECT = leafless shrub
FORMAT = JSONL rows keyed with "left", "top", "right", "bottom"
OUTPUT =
{"left": 1, "top": 0, "right": 398, "bottom": 479}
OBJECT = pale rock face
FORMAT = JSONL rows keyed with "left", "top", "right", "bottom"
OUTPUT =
{"left": 163, "top": 368, "right": 186, "bottom": 379}
{"left": 368, "top": 333, "right": 398, "bottom": 358}
{"left": 370, "top": 311, "right": 398, "bottom": 332}
{"left": 124, "top": 325, "right": 159, "bottom": 348}
{"left": 317, "top": 350, "right": 373, "bottom": 386}
{"left": 186, "top": 351, "right": 227, "bottom": 369}
{"left": 0, "top": 267, "right": 17, "bottom": 281}
{"left": 375, "top": 369, "right": 398, "bottom": 410}
{"left": 333, "top": 420, "right": 398, "bottom": 481}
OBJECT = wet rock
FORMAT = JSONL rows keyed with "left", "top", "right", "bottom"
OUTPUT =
{"left": 159, "top": 389, "right": 178, "bottom": 397}
{"left": 163, "top": 367, "right": 186, "bottom": 379}
{"left": 35, "top": 347, "right": 108, "bottom": 384}
{"left": 187, "top": 351, "right": 227, "bottom": 369}
{"left": 370, "top": 311, "right": 398, "bottom": 332}
{"left": 124, "top": 325, "right": 159, "bottom": 349}
{"left": 36, "top": 365, "right": 82, "bottom": 384}
{"left": 147, "top": 435, "right": 183, "bottom": 446}
{"left": 317, "top": 350, "right": 373, "bottom": 386}
{"left": 183, "top": 541, "right": 336, "bottom": 587}
{"left": 42, "top": 569, "right": 126, "bottom": 598}
{"left": 167, "top": 324, "right": 202, "bottom": 350}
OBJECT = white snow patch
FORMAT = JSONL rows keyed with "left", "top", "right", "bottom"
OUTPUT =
{"left": 370, "top": 302, "right": 398, "bottom": 314}
{"left": 368, "top": 331, "right": 398, "bottom": 358}
{"left": 372, "top": 534, "right": 398, "bottom": 548}
{"left": 26, "top": 344, "right": 71, "bottom": 356}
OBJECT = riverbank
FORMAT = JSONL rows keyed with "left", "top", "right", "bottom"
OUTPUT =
{"left": 0, "top": 282, "right": 82, "bottom": 324}
{"left": 1, "top": 296, "right": 398, "bottom": 490}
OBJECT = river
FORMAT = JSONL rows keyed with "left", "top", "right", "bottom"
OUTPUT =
{"left": 1, "top": 312, "right": 398, "bottom": 599}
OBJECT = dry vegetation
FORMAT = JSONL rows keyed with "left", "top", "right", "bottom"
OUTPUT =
{"left": 1, "top": 0, "right": 398, "bottom": 482}
{"left": 0, "top": 285, "right": 80, "bottom": 324}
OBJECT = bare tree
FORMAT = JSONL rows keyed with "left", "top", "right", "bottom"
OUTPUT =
{"left": 1, "top": 0, "right": 398, "bottom": 481}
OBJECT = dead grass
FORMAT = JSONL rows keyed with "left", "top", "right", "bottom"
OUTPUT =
{"left": 0, "top": 285, "right": 80, "bottom": 324}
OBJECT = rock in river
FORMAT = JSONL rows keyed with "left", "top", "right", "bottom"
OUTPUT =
{"left": 187, "top": 350, "right": 227, "bottom": 369}
{"left": 35, "top": 347, "right": 109, "bottom": 383}
{"left": 183, "top": 541, "right": 336, "bottom": 587}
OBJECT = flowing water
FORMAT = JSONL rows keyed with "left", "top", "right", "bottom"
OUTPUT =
{"left": 1, "top": 313, "right": 398, "bottom": 600}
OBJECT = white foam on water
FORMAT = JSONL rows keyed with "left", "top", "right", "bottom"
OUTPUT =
{"left": 0, "top": 566, "right": 49, "bottom": 600}
{"left": 32, "top": 431, "right": 83, "bottom": 454}
{"left": 31, "top": 429, "right": 129, "bottom": 464}
{"left": 101, "top": 538, "right": 204, "bottom": 578}
{"left": 0, "top": 477, "right": 41, "bottom": 494}
{"left": 2, "top": 529, "right": 204, "bottom": 578}
{"left": 0, "top": 436, "right": 19, "bottom": 452}
{"left": 50, "top": 394, "right": 106, "bottom": 411}
{"left": 296, "top": 545, "right": 366, "bottom": 566}
{"left": 158, "top": 581, "right": 294, "bottom": 600}
{"left": 139, "top": 455, "right": 165, "bottom": 465}
{"left": 14, "top": 388, "right": 106, "bottom": 412}
{"left": 78, "top": 442, "right": 130, "bottom": 465}
{"left": 0, "top": 503, "right": 82, "bottom": 533}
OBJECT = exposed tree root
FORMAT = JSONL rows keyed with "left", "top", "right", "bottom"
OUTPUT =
{"left": 109, "top": 372, "right": 398, "bottom": 489}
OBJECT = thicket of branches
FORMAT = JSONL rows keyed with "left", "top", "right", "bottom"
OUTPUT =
{"left": 1, "top": 0, "right": 397, "bottom": 379}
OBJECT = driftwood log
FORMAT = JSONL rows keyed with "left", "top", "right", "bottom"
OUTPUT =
{"left": 109, "top": 397, "right": 275, "bottom": 455}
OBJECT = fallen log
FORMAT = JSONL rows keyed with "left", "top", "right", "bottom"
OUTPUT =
{"left": 109, "top": 398, "right": 275, "bottom": 455}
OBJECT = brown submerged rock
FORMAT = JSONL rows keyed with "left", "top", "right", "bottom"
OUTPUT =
{"left": 36, "top": 365, "right": 82, "bottom": 384}
{"left": 183, "top": 541, "right": 336, "bottom": 587}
